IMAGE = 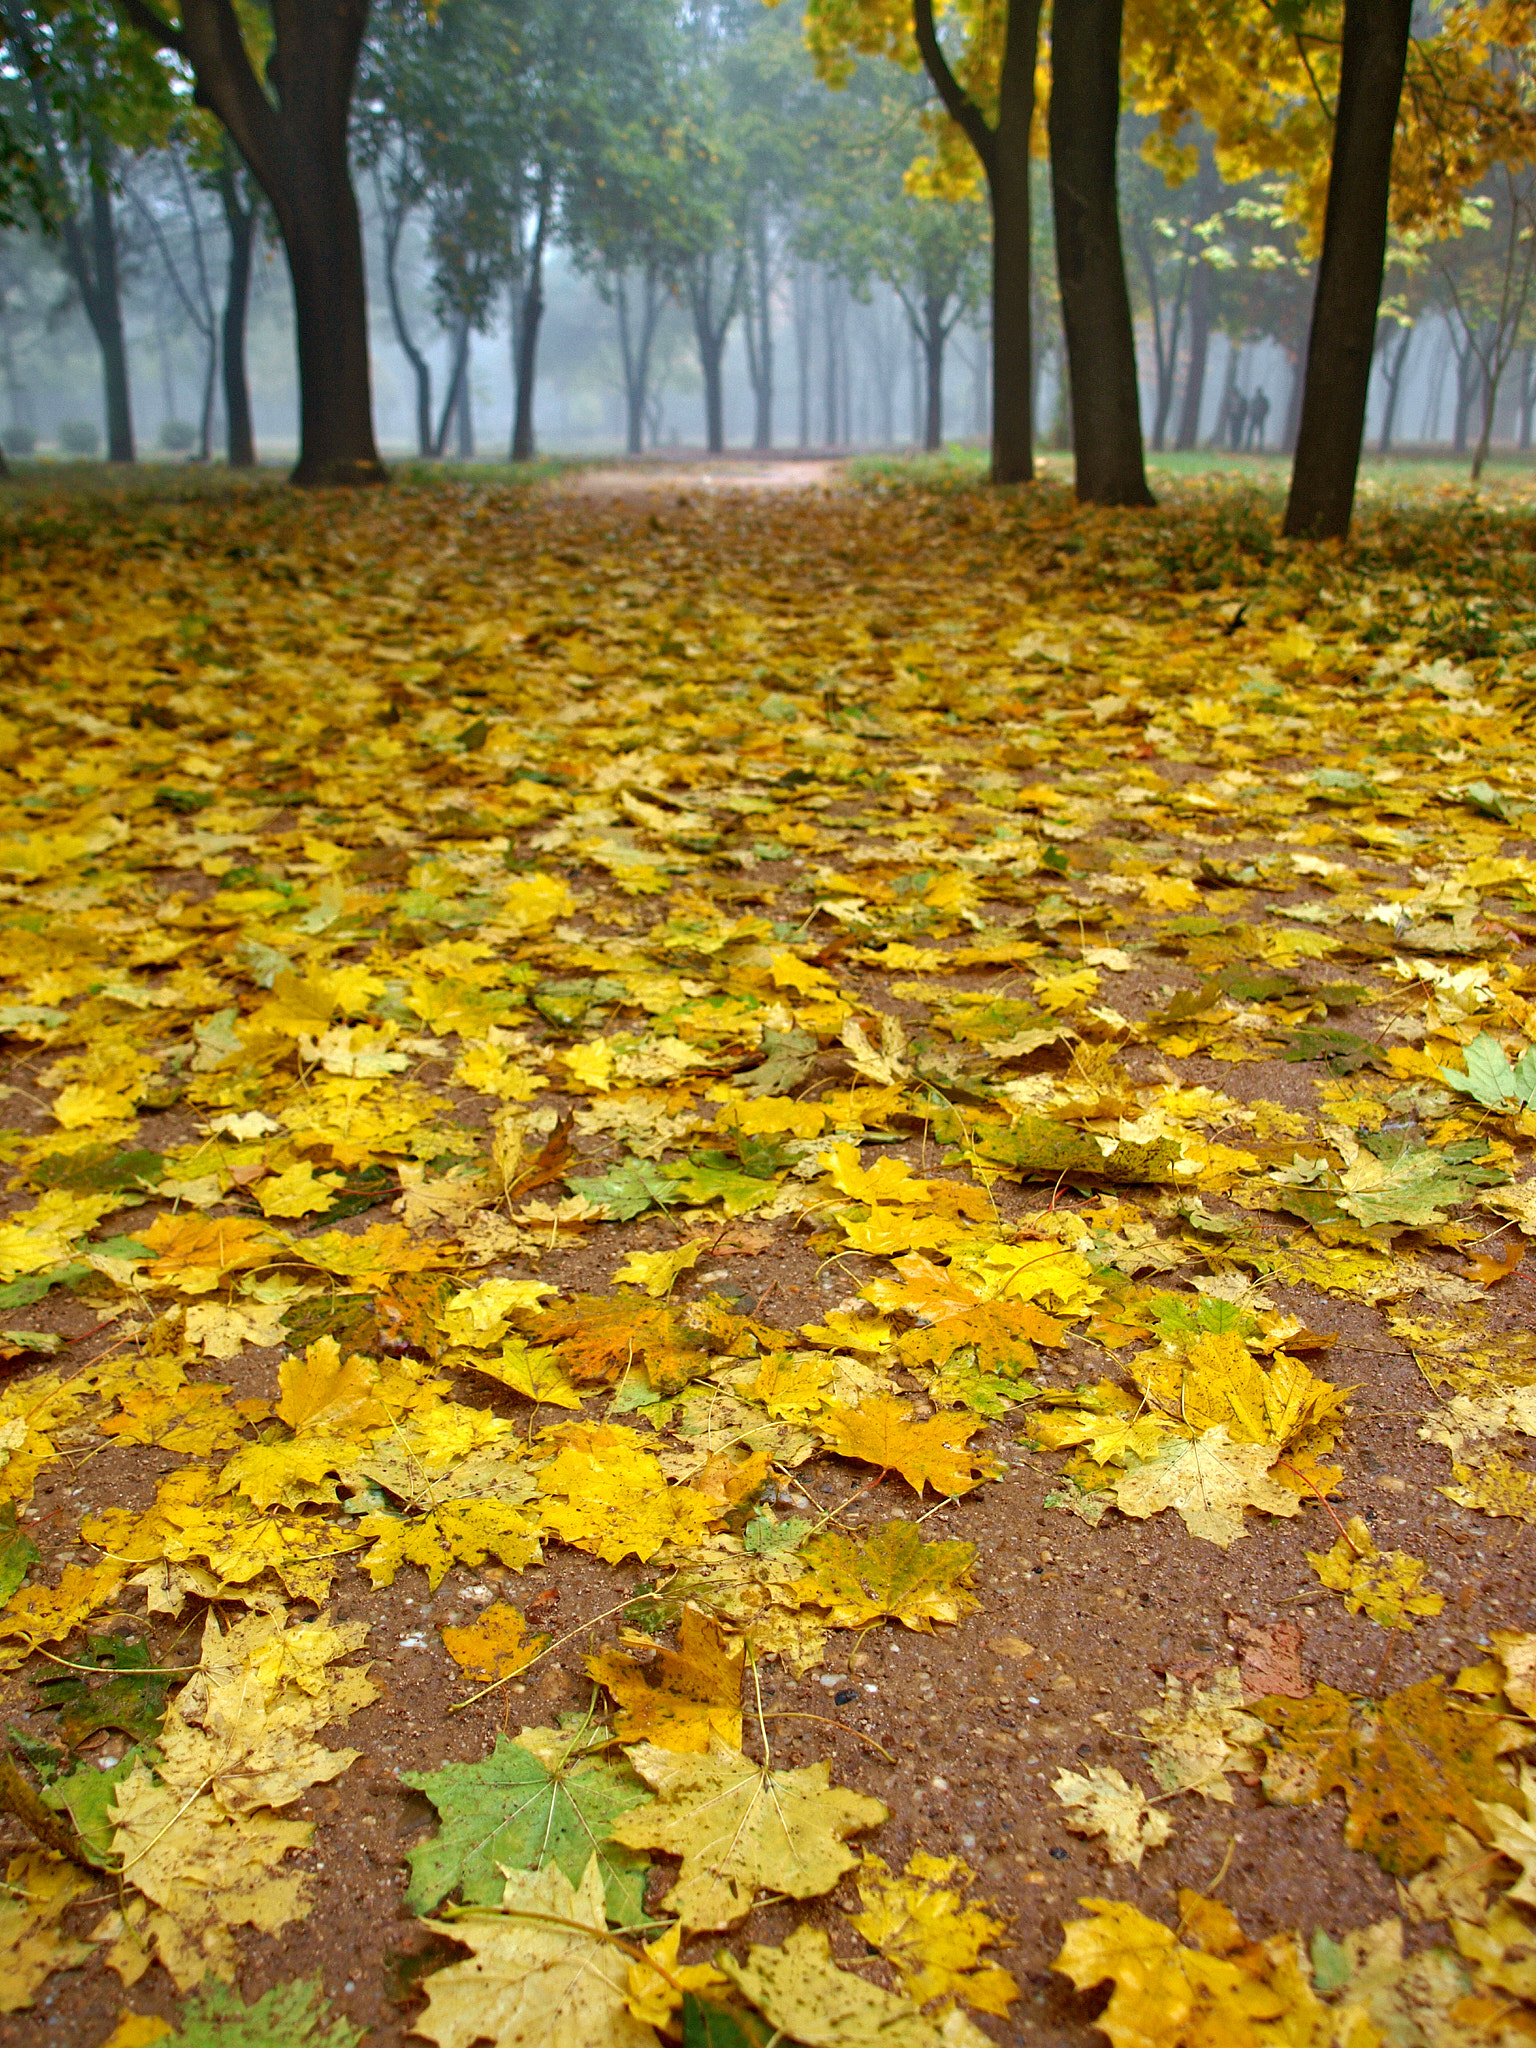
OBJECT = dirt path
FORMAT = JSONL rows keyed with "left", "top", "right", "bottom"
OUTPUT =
{"left": 556, "top": 456, "right": 846, "bottom": 495}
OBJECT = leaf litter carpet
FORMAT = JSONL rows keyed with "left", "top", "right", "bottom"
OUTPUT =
{"left": 0, "top": 467, "right": 1533, "bottom": 2046}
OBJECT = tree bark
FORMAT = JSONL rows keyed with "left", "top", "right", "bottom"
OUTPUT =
{"left": 377, "top": 171, "right": 431, "bottom": 458}
{"left": 434, "top": 321, "right": 469, "bottom": 459}
{"left": 923, "top": 295, "right": 944, "bottom": 450}
{"left": 1377, "top": 321, "right": 1412, "bottom": 455}
{"left": 88, "top": 181, "right": 133, "bottom": 461}
{"left": 1049, "top": 0, "right": 1151, "bottom": 505}
{"left": 1175, "top": 259, "right": 1210, "bottom": 451}
{"left": 124, "top": 0, "right": 384, "bottom": 484}
{"left": 1283, "top": 0, "right": 1412, "bottom": 538}
{"left": 744, "top": 213, "right": 774, "bottom": 451}
{"left": 689, "top": 251, "right": 739, "bottom": 455}
{"left": 510, "top": 177, "right": 549, "bottom": 463}
{"left": 914, "top": 0, "right": 1041, "bottom": 484}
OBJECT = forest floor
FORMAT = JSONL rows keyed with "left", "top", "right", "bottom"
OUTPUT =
{"left": 0, "top": 458, "right": 1534, "bottom": 2048}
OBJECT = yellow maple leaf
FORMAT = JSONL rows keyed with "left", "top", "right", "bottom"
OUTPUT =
{"left": 611, "top": 1240, "right": 704, "bottom": 1297}
{"left": 819, "top": 1395, "right": 990, "bottom": 1497}
{"left": 797, "top": 1521, "right": 979, "bottom": 1631}
{"left": 440, "top": 1602, "right": 549, "bottom": 1684}
{"left": 1307, "top": 1517, "right": 1445, "bottom": 1629}
{"left": 0, "top": 1848, "right": 95, "bottom": 2012}
{"left": 252, "top": 1161, "right": 344, "bottom": 1218}
{"left": 587, "top": 1607, "right": 744, "bottom": 1752}
{"left": 1054, "top": 1895, "right": 1325, "bottom": 2048}
{"left": 538, "top": 1438, "right": 718, "bottom": 1563}
{"left": 275, "top": 1336, "right": 389, "bottom": 1435}
{"left": 624, "top": 1919, "right": 728, "bottom": 2029}
{"left": 356, "top": 1499, "right": 542, "bottom": 1589}
{"left": 851, "top": 1852, "right": 1018, "bottom": 2016}
{"left": 0, "top": 1561, "right": 128, "bottom": 1668}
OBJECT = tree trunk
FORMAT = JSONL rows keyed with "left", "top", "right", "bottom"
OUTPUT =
{"left": 378, "top": 174, "right": 431, "bottom": 458}
{"left": 749, "top": 214, "right": 773, "bottom": 451}
{"left": 510, "top": 182, "right": 549, "bottom": 463}
{"left": 1519, "top": 344, "right": 1535, "bottom": 452}
{"left": 1048, "top": 0, "right": 1152, "bottom": 506}
{"left": 922, "top": 296, "right": 945, "bottom": 450}
{"left": 457, "top": 338, "right": 474, "bottom": 458}
{"left": 690, "top": 252, "right": 738, "bottom": 455}
{"left": 87, "top": 181, "right": 133, "bottom": 462}
{"left": 1175, "top": 259, "right": 1211, "bottom": 451}
{"left": 1377, "top": 322, "right": 1412, "bottom": 455}
{"left": 1283, "top": 0, "right": 1411, "bottom": 536}
{"left": 823, "top": 271, "right": 838, "bottom": 448}
{"left": 217, "top": 157, "right": 256, "bottom": 467}
{"left": 130, "top": 0, "right": 384, "bottom": 484}
{"left": 435, "top": 321, "right": 469, "bottom": 458}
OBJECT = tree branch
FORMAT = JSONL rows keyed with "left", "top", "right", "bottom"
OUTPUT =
{"left": 912, "top": 0, "right": 996, "bottom": 182}
{"left": 114, "top": 0, "right": 186, "bottom": 58}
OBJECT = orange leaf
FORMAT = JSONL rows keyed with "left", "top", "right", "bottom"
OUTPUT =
{"left": 819, "top": 1395, "right": 989, "bottom": 1497}
{"left": 1463, "top": 1239, "right": 1524, "bottom": 1286}
{"left": 587, "top": 1607, "right": 743, "bottom": 1752}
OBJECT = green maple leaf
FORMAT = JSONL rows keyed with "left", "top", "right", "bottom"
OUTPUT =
{"left": 401, "top": 1730, "right": 651, "bottom": 1923}
{"left": 0, "top": 1502, "right": 38, "bottom": 1605}
{"left": 35, "top": 1630, "right": 175, "bottom": 1745}
{"left": 664, "top": 1152, "right": 779, "bottom": 1214}
{"left": 160, "top": 1975, "right": 361, "bottom": 2047}
{"left": 41, "top": 1750, "right": 139, "bottom": 1866}
{"left": 567, "top": 1155, "right": 677, "bottom": 1220}
{"left": 1441, "top": 1033, "right": 1536, "bottom": 1111}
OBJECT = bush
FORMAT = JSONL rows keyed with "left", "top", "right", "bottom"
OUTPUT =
{"left": 159, "top": 419, "right": 197, "bottom": 453}
{"left": 57, "top": 419, "right": 101, "bottom": 456}
{"left": 2, "top": 425, "right": 35, "bottom": 456}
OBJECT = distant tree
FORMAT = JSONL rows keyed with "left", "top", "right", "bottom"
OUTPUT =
{"left": 798, "top": 62, "right": 986, "bottom": 451}
{"left": 802, "top": 0, "right": 1044, "bottom": 484}
{"left": 0, "top": 2, "right": 173, "bottom": 462}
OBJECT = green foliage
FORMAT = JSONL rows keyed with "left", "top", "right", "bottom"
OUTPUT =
{"left": 401, "top": 1732, "right": 652, "bottom": 1922}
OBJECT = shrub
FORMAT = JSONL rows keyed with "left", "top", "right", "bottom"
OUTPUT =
{"left": 159, "top": 419, "right": 197, "bottom": 453}
{"left": 57, "top": 419, "right": 101, "bottom": 456}
{"left": 2, "top": 425, "right": 35, "bottom": 456}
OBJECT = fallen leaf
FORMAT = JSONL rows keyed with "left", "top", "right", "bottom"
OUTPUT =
{"left": 609, "top": 1737, "right": 888, "bottom": 1929}
{"left": 587, "top": 1606, "right": 743, "bottom": 1751}
{"left": 1052, "top": 1767, "right": 1174, "bottom": 1869}
{"left": 851, "top": 1851, "right": 1018, "bottom": 2015}
{"left": 818, "top": 1396, "right": 990, "bottom": 1497}
{"left": 1307, "top": 1516, "right": 1445, "bottom": 1629}
{"left": 440, "top": 1604, "right": 549, "bottom": 1685}
{"left": 1111, "top": 1427, "right": 1303, "bottom": 1547}
{"left": 721, "top": 1923, "right": 993, "bottom": 2048}
{"left": 416, "top": 1857, "right": 654, "bottom": 2048}
{"left": 402, "top": 1729, "right": 651, "bottom": 1923}
{"left": 1254, "top": 1679, "right": 1519, "bottom": 1876}
{"left": 796, "top": 1521, "right": 979, "bottom": 1632}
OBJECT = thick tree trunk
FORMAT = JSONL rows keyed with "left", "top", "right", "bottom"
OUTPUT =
{"left": 134, "top": 0, "right": 384, "bottom": 484}
{"left": 915, "top": 0, "right": 1040, "bottom": 485}
{"left": 217, "top": 159, "right": 256, "bottom": 467}
{"left": 1283, "top": 0, "right": 1412, "bottom": 538}
{"left": 1048, "top": 0, "right": 1152, "bottom": 506}
{"left": 988, "top": 0, "right": 1040, "bottom": 482}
